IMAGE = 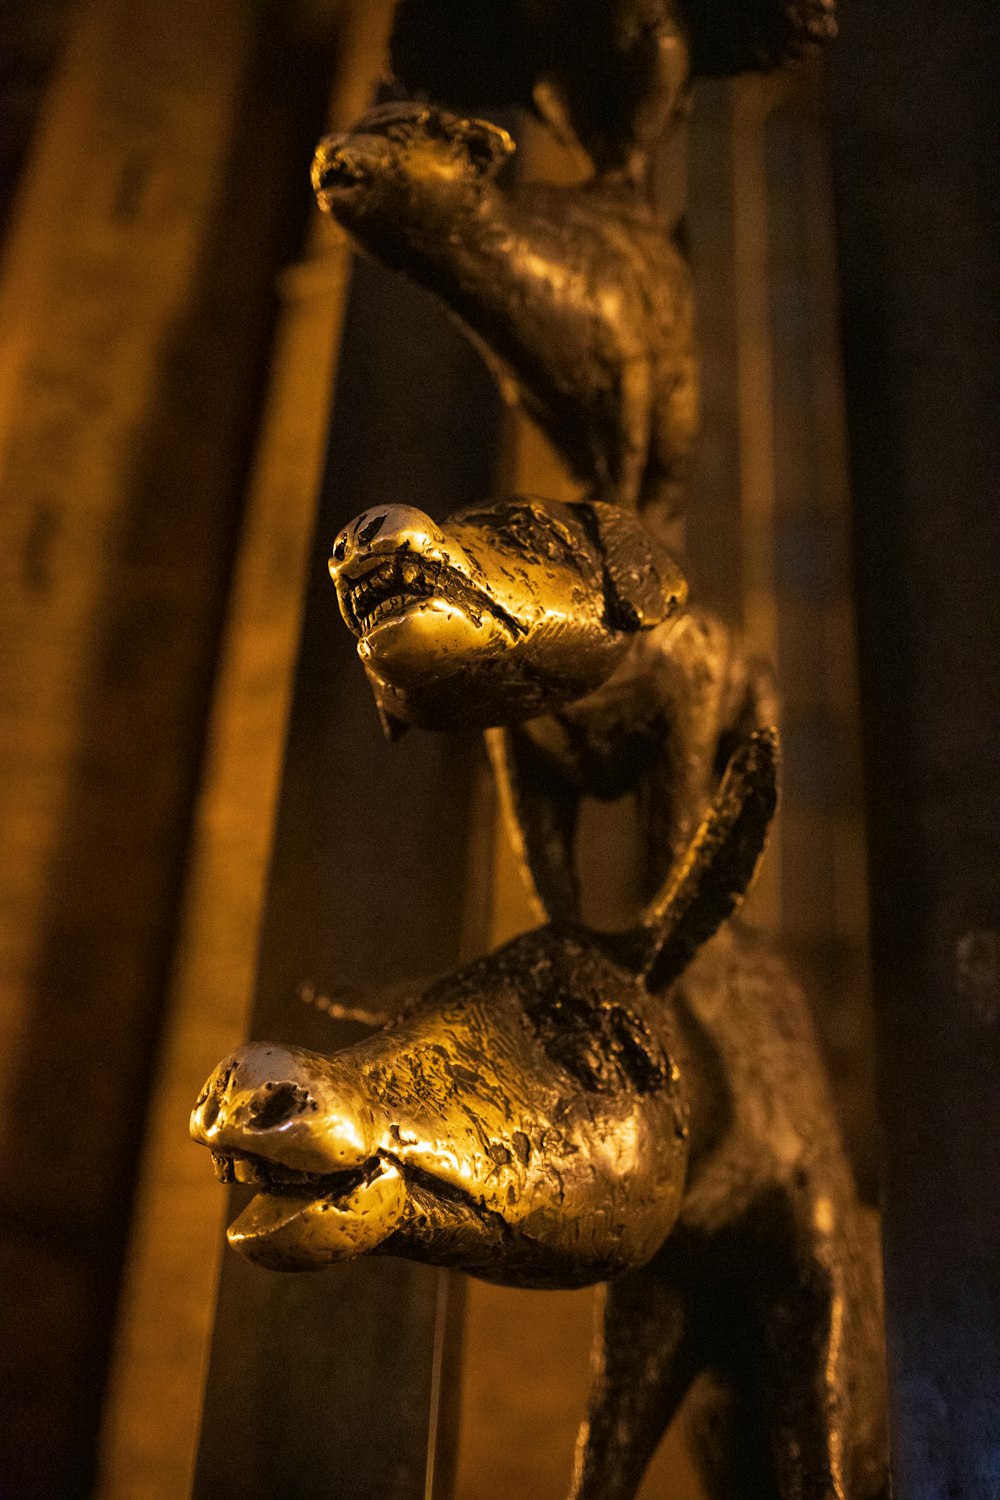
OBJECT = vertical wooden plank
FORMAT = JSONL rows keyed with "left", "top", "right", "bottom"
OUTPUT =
{"left": 0, "top": 1, "right": 334, "bottom": 1493}
{"left": 686, "top": 79, "right": 742, "bottom": 614}
{"left": 688, "top": 68, "right": 877, "bottom": 1185}
{"left": 830, "top": 4, "right": 1000, "bottom": 1495}
{"left": 0, "top": 1, "right": 77, "bottom": 247}
{"left": 761, "top": 69, "right": 877, "bottom": 1188}
{"left": 95, "top": 152, "right": 353, "bottom": 1500}
{"left": 96, "top": 9, "right": 397, "bottom": 1494}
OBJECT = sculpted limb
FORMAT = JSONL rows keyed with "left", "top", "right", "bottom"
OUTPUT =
{"left": 684, "top": 1371, "right": 777, "bottom": 1500}
{"left": 387, "top": 2, "right": 836, "bottom": 184}
{"left": 486, "top": 723, "right": 580, "bottom": 923}
{"left": 570, "top": 1266, "right": 699, "bottom": 1500}
{"left": 611, "top": 351, "right": 656, "bottom": 520}
{"left": 754, "top": 1206, "right": 889, "bottom": 1500}
{"left": 491, "top": 607, "right": 778, "bottom": 920}
{"left": 389, "top": 0, "right": 691, "bottom": 185}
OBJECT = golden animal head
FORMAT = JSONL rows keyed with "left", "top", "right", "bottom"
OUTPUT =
{"left": 312, "top": 102, "right": 515, "bottom": 252}
{"left": 191, "top": 731, "right": 777, "bottom": 1281}
{"left": 328, "top": 496, "right": 687, "bottom": 734}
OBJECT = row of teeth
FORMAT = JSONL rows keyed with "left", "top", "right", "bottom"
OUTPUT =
{"left": 317, "top": 157, "right": 365, "bottom": 186}
{"left": 211, "top": 1151, "right": 315, "bottom": 1189}
{"left": 346, "top": 561, "right": 433, "bottom": 635}
{"left": 212, "top": 1151, "right": 390, "bottom": 1200}
{"left": 362, "top": 594, "right": 420, "bottom": 633}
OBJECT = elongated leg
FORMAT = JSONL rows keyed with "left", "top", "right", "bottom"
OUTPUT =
{"left": 612, "top": 355, "right": 654, "bottom": 512}
{"left": 756, "top": 1228, "right": 888, "bottom": 1500}
{"left": 686, "top": 1367, "right": 779, "bottom": 1500}
{"left": 569, "top": 1265, "right": 699, "bottom": 1500}
{"left": 487, "top": 724, "right": 580, "bottom": 921}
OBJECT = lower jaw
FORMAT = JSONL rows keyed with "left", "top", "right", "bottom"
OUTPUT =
{"left": 228, "top": 1189, "right": 317, "bottom": 1244}
{"left": 227, "top": 1190, "right": 371, "bottom": 1271}
{"left": 362, "top": 652, "right": 554, "bottom": 732}
{"left": 224, "top": 1162, "right": 409, "bottom": 1269}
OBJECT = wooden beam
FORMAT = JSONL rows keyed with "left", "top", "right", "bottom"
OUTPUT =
{"left": 0, "top": 1, "right": 333, "bottom": 1493}
{"left": 97, "top": 7, "right": 399, "bottom": 1495}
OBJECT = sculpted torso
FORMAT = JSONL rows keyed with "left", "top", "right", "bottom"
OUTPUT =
{"left": 313, "top": 103, "right": 698, "bottom": 518}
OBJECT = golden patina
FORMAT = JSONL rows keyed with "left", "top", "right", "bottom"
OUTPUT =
{"left": 192, "top": 732, "right": 887, "bottom": 1497}
{"left": 191, "top": 733, "right": 770, "bottom": 1287}
{"left": 328, "top": 494, "right": 686, "bottom": 733}
{"left": 313, "top": 101, "right": 698, "bottom": 522}
{"left": 192, "top": 3, "right": 889, "bottom": 1491}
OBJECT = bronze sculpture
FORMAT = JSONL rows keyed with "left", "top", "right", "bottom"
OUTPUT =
{"left": 194, "top": 1, "right": 890, "bottom": 1492}
{"left": 388, "top": 1, "right": 837, "bottom": 183}
{"left": 489, "top": 605, "right": 776, "bottom": 917}
{"left": 193, "top": 732, "right": 887, "bottom": 1497}
{"left": 388, "top": 0, "right": 692, "bottom": 186}
{"left": 328, "top": 494, "right": 687, "bottom": 735}
{"left": 312, "top": 102, "right": 699, "bottom": 522}
{"left": 313, "top": 1, "right": 836, "bottom": 523}
{"left": 329, "top": 491, "right": 773, "bottom": 910}
{"left": 193, "top": 734, "right": 772, "bottom": 1279}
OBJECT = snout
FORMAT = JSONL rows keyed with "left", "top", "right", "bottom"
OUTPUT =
{"left": 190, "top": 1042, "right": 380, "bottom": 1177}
{"left": 191, "top": 1044, "right": 409, "bottom": 1271}
{"left": 329, "top": 505, "right": 453, "bottom": 579}
{"left": 311, "top": 132, "right": 391, "bottom": 207}
{"left": 328, "top": 505, "right": 490, "bottom": 665}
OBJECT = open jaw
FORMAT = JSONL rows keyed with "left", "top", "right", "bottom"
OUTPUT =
{"left": 310, "top": 148, "right": 371, "bottom": 207}
{"left": 313, "top": 155, "right": 366, "bottom": 192}
{"left": 207, "top": 1143, "right": 520, "bottom": 1272}
{"left": 337, "top": 555, "right": 522, "bottom": 642}
{"left": 210, "top": 1147, "right": 405, "bottom": 1265}
{"left": 210, "top": 1145, "right": 384, "bottom": 1192}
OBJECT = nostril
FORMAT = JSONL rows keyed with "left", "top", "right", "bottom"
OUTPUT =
{"left": 247, "top": 1082, "right": 310, "bottom": 1131}
{"left": 332, "top": 534, "right": 347, "bottom": 563}
{"left": 357, "top": 513, "right": 387, "bottom": 547}
{"left": 200, "top": 1094, "right": 220, "bottom": 1131}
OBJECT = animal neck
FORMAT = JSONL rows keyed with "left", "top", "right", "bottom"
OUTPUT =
{"left": 390, "top": 184, "right": 597, "bottom": 368}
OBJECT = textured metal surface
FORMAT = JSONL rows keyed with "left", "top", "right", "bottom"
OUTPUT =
{"left": 192, "top": 732, "right": 888, "bottom": 1498}
{"left": 387, "top": 2, "right": 836, "bottom": 168}
{"left": 190, "top": 736, "right": 775, "bottom": 1283}
{"left": 328, "top": 489, "right": 774, "bottom": 917}
{"left": 192, "top": 919, "right": 691, "bottom": 1285}
{"left": 329, "top": 494, "right": 686, "bottom": 732}
{"left": 491, "top": 605, "right": 776, "bottom": 919}
{"left": 313, "top": 101, "right": 698, "bottom": 520}
{"left": 187, "top": 4, "right": 890, "bottom": 1495}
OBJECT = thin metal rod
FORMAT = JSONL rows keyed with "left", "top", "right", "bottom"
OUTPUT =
{"left": 424, "top": 1272, "right": 452, "bottom": 1500}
